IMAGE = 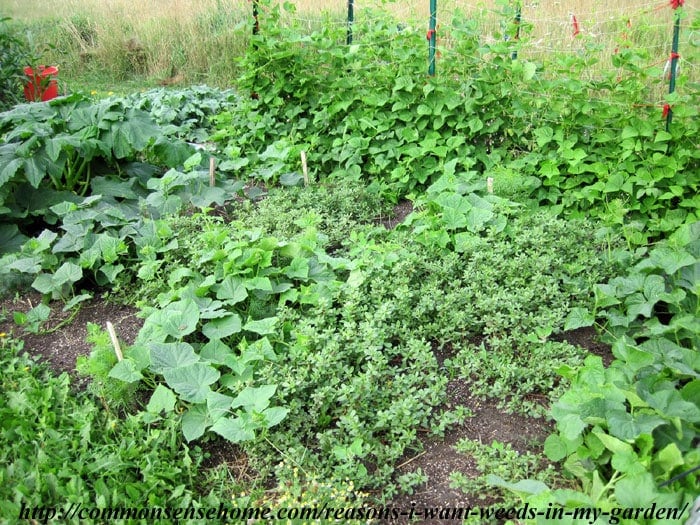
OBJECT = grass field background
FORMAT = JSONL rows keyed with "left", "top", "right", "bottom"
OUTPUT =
{"left": 1, "top": 0, "right": 698, "bottom": 90}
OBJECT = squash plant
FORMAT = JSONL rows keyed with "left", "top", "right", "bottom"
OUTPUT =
{"left": 0, "top": 93, "right": 194, "bottom": 236}
{"left": 106, "top": 215, "right": 350, "bottom": 445}
{"left": 504, "top": 223, "right": 699, "bottom": 520}
{"left": 0, "top": 160, "right": 243, "bottom": 301}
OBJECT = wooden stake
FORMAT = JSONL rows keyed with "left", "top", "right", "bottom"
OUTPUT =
{"left": 300, "top": 151, "right": 309, "bottom": 186}
{"left": 106, "top": 321, "right": 123, "bottom": 362}
{"left": 209, "top": 157, "right": 216, "bottom": 187}
{"left": 487, "top": 177, "right": 494, "bottom": 194}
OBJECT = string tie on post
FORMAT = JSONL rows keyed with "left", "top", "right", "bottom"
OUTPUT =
{"left": 664, "top": 53, "right": 681, "bottom": 80}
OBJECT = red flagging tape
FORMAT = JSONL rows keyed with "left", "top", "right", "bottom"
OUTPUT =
{"left": 426, "top": 29, "right": 436, "bottom": 41}
{"left": 571, "top": 14, "right": 581, "bottom": 37}
{"left": 670, "top": 0, "right": 684, "bottom": 9}
{"left": 662, "top": 104, "right": 671, "bottom": 118}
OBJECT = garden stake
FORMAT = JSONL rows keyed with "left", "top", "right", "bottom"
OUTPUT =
{"left": 209, "top": 157, "right": 216, "bottom": 187}
{"left": 106, "top": 321, "right": 123, "bottom": 362}
{"left": 427, "top": 0, "right": 437, "bottom": 76}
{"left": 301, "top": 151, "right": 309, "bottom": 186}
{"left": 250, "top": 0, "right": 260, "bottom": 98}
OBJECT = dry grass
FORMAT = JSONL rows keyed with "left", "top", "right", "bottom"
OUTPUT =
{"left": 2, "top": 0, "right": 697, "bottom": 86}
{"left": 2, "top": 0, "right": 222, "bottom": 23}
{"left": 3, "top": 0, "right": 249, "bottom": 85}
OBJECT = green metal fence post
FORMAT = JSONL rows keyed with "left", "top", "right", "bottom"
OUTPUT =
{"left": 251, "top": 0, "right": 260, "bottom": 99}
{"left": 666, "top": 1, "right": 683, "bottom": 132}
{"left": 511, "top": 4, "right": 522, "bottom": 60}
{"left": 347, "top": 0, "right": 354, "bottom": 45}
{"left": 252, "top": 0, "right": 259, "bottom": 36}
{"left": 428, "top": 0, "right": 437, "bottom": 75}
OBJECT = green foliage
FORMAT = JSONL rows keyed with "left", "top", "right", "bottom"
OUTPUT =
{"left": 395, "top": 468, "right": 429, "bottom": 497}
{"left": 1, "top": 4, "right": 698, "bottom": 512}
{"left": 0, "top": 335, "right": 226, "bottom": 522}
{"left": 0, "top": 17, "right": 32, "bottom": 111}
{"left": 510, "top": 224, "right": 699, "bottom": 520}
{"left": 76, "top": 323, "right": 141, "bottom": 410}
{"left": 229, "top": 210, "right": 616, "bottom": 491}
{"left": 212, "top": 3, "right": 490, "bottom": 198}
{"left": 105, "top": 213, "right": 348, "bottom": 446}
{"left": 225, "top": 180, "right": 392, "bottom": 250}
{"left": 401, "top": 169, "right": 516, "bottom": 251}
{"left": 0, "top": 160, "right": 244, "bottom": 300}
{"left": 0, "top": 94, "right": 158, "bottom": 195}
{"left": 454, "top": 338, "right": 587, "bottom": 416}
{"left": 450, "top": 439, "right": 557, "bottom": 507}
{"left": 255, "top": 302, "right": 446, "bottom": 490}
{"left": 122, "top": 85, "right": 239, "bottom": 143}
{"left": 0, "top": 86, "right": 245, "bottom": 262}
{"left": 212, "top": 4, "right": 698, "bottom": 237}
{"left": 594, "top": 222, "right": 699, "bottom": 345}
{"left": 267, "top": 460, "right": 368, "bottom": 523}
{"left": 12, "top": 303, "right": 51, "bottom": 334}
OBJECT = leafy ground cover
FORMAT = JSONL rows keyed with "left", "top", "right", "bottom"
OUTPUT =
{"left": 0, "top": 4, "right": 698, "bottom": 525}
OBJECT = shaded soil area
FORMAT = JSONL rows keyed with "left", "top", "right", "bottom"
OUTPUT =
{"left": 553, "top": 326, "right": 614, "bottom": 367}
{"left": 379, "top": 200, "right": 415, "bottom": 229}
{"left": 0, "top": 293, "right": 143, "bottom": 380}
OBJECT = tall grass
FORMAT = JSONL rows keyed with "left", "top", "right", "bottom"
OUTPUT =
{"left": 1, "top": 0, "right": 697, "bottom": 88}
{"left": 3, "top": 0, "right": 249, "bottom": 87}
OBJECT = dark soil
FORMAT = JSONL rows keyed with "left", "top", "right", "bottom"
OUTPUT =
{"left": 387, "top": 380, "right": 554, "bottom": 523}
{"left": 379, "top": 200, "right": 415, "bottom": 229}
{"left": 1, "top": 290, "right": 611, "bottom": 522}
{"left": 552, "top": 326, "right": 614, "bottom": 366}
{"left": 0, "top": 293, "right": 143, "bottom": 381}
{"left": 387, "top": 328, "right": 610, "bottom": 523}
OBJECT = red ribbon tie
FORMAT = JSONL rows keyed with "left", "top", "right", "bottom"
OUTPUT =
{"left": 571, "top": 14, "right": 581, "bottom": 37}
